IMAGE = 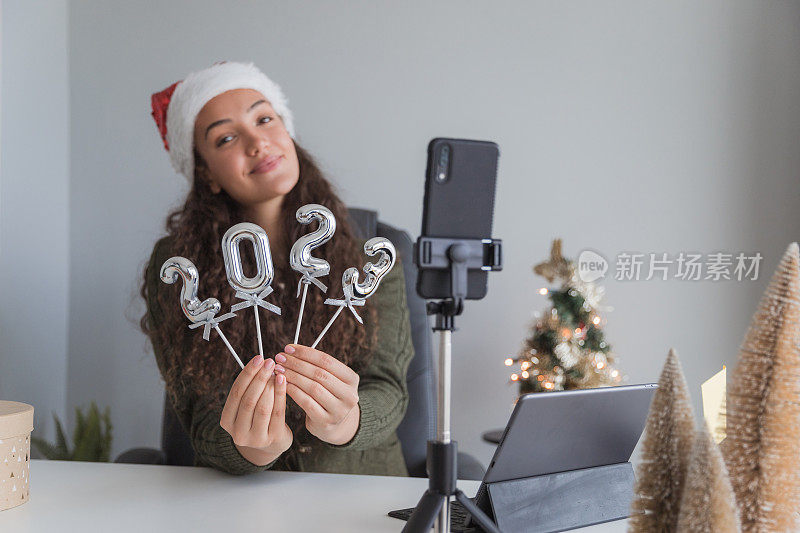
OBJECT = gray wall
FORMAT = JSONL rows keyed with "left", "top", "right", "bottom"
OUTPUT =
{"left": 0, "top": 1, "right": 70, "bottom": 443}
{"left": 4, "top": 1, "right": 800, "bottom": 468}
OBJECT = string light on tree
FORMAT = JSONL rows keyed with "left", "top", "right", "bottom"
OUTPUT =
{"left": 507, "top": 239, "right": 625, "bottom": 394}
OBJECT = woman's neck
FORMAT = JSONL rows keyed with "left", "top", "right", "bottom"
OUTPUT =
{"left": 243, "top": 195, "right": 287, "bottom": 259}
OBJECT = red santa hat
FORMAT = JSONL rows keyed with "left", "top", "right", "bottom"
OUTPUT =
{"left": 150, "top": 61, "right": 295, "bottom": 180}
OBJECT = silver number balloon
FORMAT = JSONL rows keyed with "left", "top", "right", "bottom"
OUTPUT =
{"left": 160, "top": 256, "right": 221, "bottom": 323}
{"left": 221, "top": 222, "right": 274, "bottom": 293}
{"left": 289, "top": 204, "right": 336, "bottom": 281}
{"left": 290, "top": 204, "right": 336, "bottom": 344}
{"left": 222, "top": 222, "right": 281, "bottom": 358}
{"left": 160, "top": 256, "right": 242, "bottom": 369}
{"left": 311, "top": 237, "right": 396, "bottom": 349}
{"left": 344, "top": 237, "right": 396, "bottom": 300}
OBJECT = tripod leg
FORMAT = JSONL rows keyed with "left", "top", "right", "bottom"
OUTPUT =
{"left": 403, "top": 490, "right": 445, "bottom": 533}
{"left": 454, "top": 490, "right": 501, "bottom": 533}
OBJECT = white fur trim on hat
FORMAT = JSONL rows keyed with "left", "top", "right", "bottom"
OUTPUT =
{"left": 165, "top": 61, "right": 295, "bottom": 180}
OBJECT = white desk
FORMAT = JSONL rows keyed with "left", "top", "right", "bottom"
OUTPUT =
{"left": 0, "top": 460, "right": 627, "bottom": 532}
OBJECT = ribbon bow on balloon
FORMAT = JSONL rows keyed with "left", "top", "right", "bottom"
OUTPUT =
{"left": 188, "top": 311, "right": 237, "bottom": 341}
{"left": 232, "top": 286, "right": 282, "bottom": 316}
{"left": 322, "top": 293, "right": 366, "bottom": 325}
{"left": 296, "top": 272, "right": 327, "bottom": 298}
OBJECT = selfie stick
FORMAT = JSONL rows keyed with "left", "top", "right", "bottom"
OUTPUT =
{"left": 404, "top": 236, "right": 503, "bottom": 533}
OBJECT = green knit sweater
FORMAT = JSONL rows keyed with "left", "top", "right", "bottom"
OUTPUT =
{"left": 146, "top": 237, "right": 415, "bottom": 476}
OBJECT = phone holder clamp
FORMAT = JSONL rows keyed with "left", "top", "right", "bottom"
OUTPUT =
{"left": 415, "top": 237, "right": 503, "bottom": 331}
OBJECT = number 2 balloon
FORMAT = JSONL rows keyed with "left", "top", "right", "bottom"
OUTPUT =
{"left": 160, "top": 256, "right": 243, "bottom": 369}
{"left": 289, "top": 204, "right": 336, "bottom": 344}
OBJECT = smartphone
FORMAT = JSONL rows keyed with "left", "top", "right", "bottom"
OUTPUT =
{"left": 417, "top": 137, "right": 500, "bottom": 300}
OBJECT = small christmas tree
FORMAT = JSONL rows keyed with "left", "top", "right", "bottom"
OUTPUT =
{"left": 506, "top": 239, "right": 623, "bottom": 393}
{"left": 629, "top": 349, "right": 696, "bottom": 533}
{"left": 722, "top": 242, "right": 800, "bottom": 532}
{"left": 676, "top": 422, "right": 740, "bottom": 533}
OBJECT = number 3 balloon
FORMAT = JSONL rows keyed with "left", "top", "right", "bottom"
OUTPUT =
{"left": 311, "top": 237, "right": 396, "bottom": 349}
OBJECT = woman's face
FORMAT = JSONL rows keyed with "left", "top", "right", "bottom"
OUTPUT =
{"left": 192, "top": 88, "right": 299, "bottom": 205}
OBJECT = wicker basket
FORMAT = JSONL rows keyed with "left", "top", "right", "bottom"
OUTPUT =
{"left": 0, "top": 401, "right": 33, "bottom": 511}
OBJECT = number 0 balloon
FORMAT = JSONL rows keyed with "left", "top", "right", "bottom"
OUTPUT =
{"left": 311, "top": 237, "right": 396, "bottom": 349}
{"left": 160, "top": 256, "right": 243, "bottom": 369}
{"left": 222, "top": 223, "right": 281, "bottom": 357}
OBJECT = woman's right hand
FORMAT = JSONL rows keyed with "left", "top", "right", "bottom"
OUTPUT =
{"left": 220, "top": 354, "right": 293, "bottom": 466}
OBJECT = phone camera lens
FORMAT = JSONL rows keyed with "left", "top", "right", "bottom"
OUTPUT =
{"left": 436, "top": 145, "right": 450, "bottom": 183}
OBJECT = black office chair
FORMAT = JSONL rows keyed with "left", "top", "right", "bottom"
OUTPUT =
{"left": 116, "top": 208, "right": 486, "bottom": 480}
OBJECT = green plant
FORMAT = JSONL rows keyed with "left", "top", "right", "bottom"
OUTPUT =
{"left": 31, "top": 402, "right": 113, "bottom": 462}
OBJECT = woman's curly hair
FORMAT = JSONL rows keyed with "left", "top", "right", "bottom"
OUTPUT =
{"left": 140, "top": 142, "right": 377, "bottom": 427}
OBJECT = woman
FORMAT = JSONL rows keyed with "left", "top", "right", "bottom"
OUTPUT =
{"left": 141, "top": 61, "right": 414, "bottom": 476}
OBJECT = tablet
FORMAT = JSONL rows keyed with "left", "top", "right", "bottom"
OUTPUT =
{"left": 388, "top": 383, "right": 657, "bottom": 530}
{"left": 484, "top": 383, "right": 657, "bottom": 484}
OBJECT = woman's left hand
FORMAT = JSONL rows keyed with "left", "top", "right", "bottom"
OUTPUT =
{"left": 274, "top": 344, "right": 361, "bottom": 445}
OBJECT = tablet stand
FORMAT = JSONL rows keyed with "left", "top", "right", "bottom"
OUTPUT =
{"left": 404, "top": 237, "right": 502, "bottom": 533}
{"left": 478, "top": 462, "right": 635, "bottom": 532}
